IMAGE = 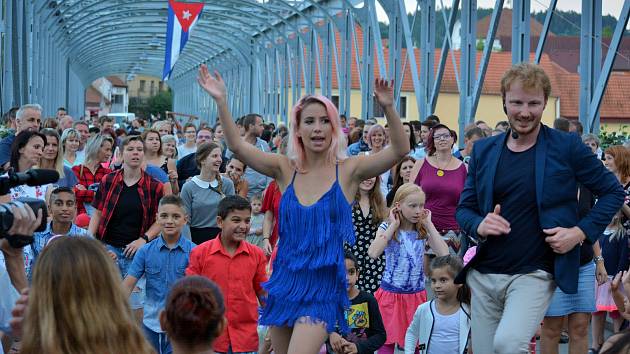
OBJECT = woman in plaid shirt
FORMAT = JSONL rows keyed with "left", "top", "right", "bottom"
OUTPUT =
{"left": 71, "top": 133, "right": 114, "bottom": 215}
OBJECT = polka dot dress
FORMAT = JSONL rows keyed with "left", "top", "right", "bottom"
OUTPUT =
{"left": 346, "top": 206, "right": 385, "bottom": 293}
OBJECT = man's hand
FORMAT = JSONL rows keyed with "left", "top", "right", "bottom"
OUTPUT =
{"left": 7, "top": 203, "right": 42, "bottom": 238}
{"left": 544, "top": 226, "right": 585, "bottom": 254}
{"left": 476, "top": 204, "right": 511, "bottom": 237}
{"left": 123, "top": 238, "right": 146, "bottom": 258}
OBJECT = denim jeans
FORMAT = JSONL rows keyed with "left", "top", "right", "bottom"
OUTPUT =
{"left": 106, "top": 244, "right": 145, "bottom": 309}
{"left": 143, "top": 324, "right": 172, "bottom": 354}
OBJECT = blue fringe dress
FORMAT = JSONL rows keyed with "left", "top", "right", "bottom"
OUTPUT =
{"left": 260, "top": 165, "right": 355, "bottom": 333}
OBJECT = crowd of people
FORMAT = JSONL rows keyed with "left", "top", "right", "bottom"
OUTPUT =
{"left": 0, "top": 62, "right": 629, "bottom": 354}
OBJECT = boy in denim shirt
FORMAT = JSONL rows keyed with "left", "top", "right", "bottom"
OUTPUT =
{"left": 123, "top": 195, "right": 194, "bottom": 354}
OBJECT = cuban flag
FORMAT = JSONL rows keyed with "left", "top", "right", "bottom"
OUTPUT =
{"left": 162, "top": 0, "right": 204, "bottom": 80}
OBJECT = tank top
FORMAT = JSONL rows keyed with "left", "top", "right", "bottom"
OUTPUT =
{"left": 415, "top": 159, "right": 467, "bottom": 231}
{"left": 260, "top": 163, "right": 355, "bottom": 333}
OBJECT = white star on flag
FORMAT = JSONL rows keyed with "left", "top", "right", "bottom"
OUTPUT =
{"left": 182, "top": 10, "right": 191, "bottom": 20}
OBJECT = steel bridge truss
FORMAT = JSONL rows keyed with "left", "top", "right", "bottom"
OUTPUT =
{"left": 1, "top": 0, "right": 628, "bottom": 135}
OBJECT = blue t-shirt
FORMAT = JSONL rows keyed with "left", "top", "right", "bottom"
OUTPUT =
{"left": 475, "top": 143, "right": 554, "bottom": 275}
{"left": 145, "top": 165, "right": 169, "bottom": 183}
{"left": 128, "top": 235, "right": 195, "bottom": 332}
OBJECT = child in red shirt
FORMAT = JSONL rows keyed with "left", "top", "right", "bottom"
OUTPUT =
{"left": 186, "top": 195, "right": 268, "bottom": 354}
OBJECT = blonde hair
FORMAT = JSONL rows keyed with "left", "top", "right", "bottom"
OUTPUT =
{"left": 500, "top": 63, "right": 552, "bottom": 101}
{"left": 21, "top": 237, "right": 155, "bottom": 354}
{"left": 287, "top": 95, "right": 347, "bottom": 171}
{"left": 607, "top": 212, "right": 625, "bottom": 242}
{"left": 391, "top": 183, "right": 427, "bottom": 241}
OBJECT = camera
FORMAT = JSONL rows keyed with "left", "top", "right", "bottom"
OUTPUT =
{"left": 0, "top": 197, "right": 48, "bottom": 248}
{"left": 0, "top": 169, "right": 59, "bottom": 248}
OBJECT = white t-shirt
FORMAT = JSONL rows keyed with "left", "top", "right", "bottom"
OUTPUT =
{"left": 177, "top": 144, "right": 197, "bottom": 159}
{"left": 428, "top": 301, "right": 461, "bottom": 354}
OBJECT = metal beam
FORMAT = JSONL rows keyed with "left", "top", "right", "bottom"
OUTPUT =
{"left": 579, "top": 0, "right": 602, "bottom": 133}
{"left": 470, "top": 0, "right": 504, "bottom": 118}
{"left": 431, "top": 0, "right": 460, "bottom": 113}
{"left": 587, "top": 0, "right": 630, "bottom": 131}
{"left": 512, "top": 0, "right": 530, "bottom": 64}
{"left": 419, "top": 0, "right": 436, "bottom": 121}
{"left": 534, "top": 0, "right": 557, "bottom": 64}
{"left": 459, "top": 0, "right": 477, "bottom": 144}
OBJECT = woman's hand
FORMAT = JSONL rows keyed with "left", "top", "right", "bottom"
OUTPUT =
{"left": 197, "top": 64, "right": 227, "bottom": 102}
{"left": 595, "top": 261, "right": 608, "bottom": 285}
{"left": 374, "top": 78, "right": 394, "bottom": 108}
{"left": 168, "top": 169, "right": 178, "bottom": 181}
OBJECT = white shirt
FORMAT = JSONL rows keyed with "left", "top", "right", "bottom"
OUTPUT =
{"left": 428, "top": 301, "right": 461, "bottom": 354}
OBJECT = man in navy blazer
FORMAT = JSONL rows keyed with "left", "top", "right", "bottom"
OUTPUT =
{"left": 455, "top": 63, "right": 623, "bottom": 354}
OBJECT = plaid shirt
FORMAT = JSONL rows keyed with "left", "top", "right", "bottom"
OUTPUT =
{"left": 92, "top": 168, "right": 163, "bottom": 240}
{"left": 72, "top": 164, "right": 112, "bottom": 215}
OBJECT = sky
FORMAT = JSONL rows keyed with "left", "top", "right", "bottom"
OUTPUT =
{"left": 376, "top": 0, "right": 626, "bottom": 22}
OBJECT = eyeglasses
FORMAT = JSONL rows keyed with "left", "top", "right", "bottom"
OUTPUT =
{"left": 433, "top": 134, "right": 452, "bottom": 141}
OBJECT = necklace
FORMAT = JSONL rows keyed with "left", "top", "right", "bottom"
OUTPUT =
{"left": 435, "top": 155, "right": 452, "bottom": 177}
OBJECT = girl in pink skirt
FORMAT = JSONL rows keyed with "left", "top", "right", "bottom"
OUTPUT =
{"left": 368, "top": 183, "right": 449, "bottom": 354}
{"left": 591, "top": 212, "right": 629, "bottom": 352}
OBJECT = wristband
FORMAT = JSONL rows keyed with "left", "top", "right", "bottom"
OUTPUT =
{"left": 263, "top": 236, "right": 270, "bottom": 240}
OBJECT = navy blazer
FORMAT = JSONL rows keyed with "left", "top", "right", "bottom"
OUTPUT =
{"left": 455, "top": 125, "right": 624, "bottom": 293}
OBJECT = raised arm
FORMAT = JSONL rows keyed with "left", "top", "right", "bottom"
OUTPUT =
{"left": 352, "top": 79, "right": 410, "bottom": 182}
{"left": 197, "top": 65, "right": 285, "bottom": 180}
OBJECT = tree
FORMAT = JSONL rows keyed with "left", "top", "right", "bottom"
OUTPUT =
{"left": 147, "top": 90, "right": 172, "bottom": 118}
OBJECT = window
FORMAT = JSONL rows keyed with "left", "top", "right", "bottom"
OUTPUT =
{"left": 399, "top": 97, "right": 407, "bottom": 118}
{"left": 372, "top": 96, "right": 407, "bottom": 118}
{"left": 159, "top": 81, "right": 164, "bottom": 92}
{"left": 112, "top": 94, "right": 123, "bottom": 104}
{"left": 139, "top": 80, "right": 146, "bottom": 92}
{"left": 331, "top": 95, "right": 339, "bottom": 108}
{"left": 150, "top": 81, "right": 155, "bottom": 95}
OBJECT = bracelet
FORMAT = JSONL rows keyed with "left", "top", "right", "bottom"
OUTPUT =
{"left": 594, "top": 255, "right": 604, "bottom": 263}
{"left": 263, "top": 236, "right": 270, "bottom": 240}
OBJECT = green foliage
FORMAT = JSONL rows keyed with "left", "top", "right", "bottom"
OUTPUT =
{"left": 599, "top": 124, "right": 629, "bottom": 149}
{"left": 602, "top": 26, "right": 613, "bottom": 38}
{"left": 129, "top": 90, "right": 172, "bottom": 119}
{"left": 147, "top": 90, "right": 173, "bottom": 117}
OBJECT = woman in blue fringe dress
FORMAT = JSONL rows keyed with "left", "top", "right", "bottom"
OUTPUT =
{"left": 197, "top": 64, "right": 410, "bottom": 354}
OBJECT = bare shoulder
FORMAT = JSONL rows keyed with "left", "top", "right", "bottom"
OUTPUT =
{"left": 274, "top": 155, "right": 296, "bottom": 191}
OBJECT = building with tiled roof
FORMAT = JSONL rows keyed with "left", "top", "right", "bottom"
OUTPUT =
{"left": 316, "top": 22, "right": 627, "bottom": 132}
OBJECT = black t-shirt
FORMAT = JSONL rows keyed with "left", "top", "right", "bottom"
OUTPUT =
{"left": 103, "top": 182, "right": 143, "bottom": 248}
{"left": 577, "top": 184, "right": 595, "bottom": 265}
{"left": 475, "top": 144, "right": 554, "bottom": 275}
{"left": 326, "top": 290, "right": 386, "bottom": 354}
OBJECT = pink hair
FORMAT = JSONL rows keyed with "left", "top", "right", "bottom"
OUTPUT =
{"left": 287, "top": 95, "right": 347, "bottom": 171}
